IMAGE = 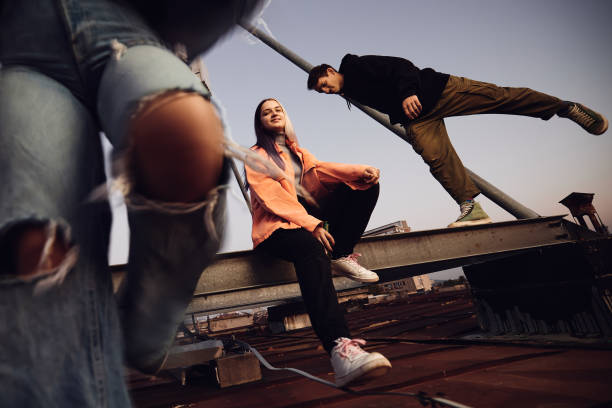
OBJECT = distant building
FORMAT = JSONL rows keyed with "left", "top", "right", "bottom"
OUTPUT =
{"left": 375, "top": 275, "right": 433, "bottom": 295}
{"left": 363, "top": 220, "right": 410, "bottom": 237}
{"left": 364, "top": 220, "right": 431, "bottom": 294}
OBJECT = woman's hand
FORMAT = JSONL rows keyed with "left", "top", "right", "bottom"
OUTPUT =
{"left": 312, "top": 225, "right": 335, "bottom": 252}
{"left": 362, "top": 167, "right": 380, "bottom": 184}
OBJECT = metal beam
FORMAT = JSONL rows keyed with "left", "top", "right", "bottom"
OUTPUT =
{"left": 112, "top": 216, "right": 598, "bottom": 315}
{"left": 228, "top": 157, "right": 252, "bottom": 213}
{"left": 185, "top": 216, "right": 589, "bottom": 313}
{"left": 239, "top": 23, "right": 539, "bottom": 219}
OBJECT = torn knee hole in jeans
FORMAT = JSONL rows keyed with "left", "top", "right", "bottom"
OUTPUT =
{"left": 88, "top": 162, "right": 227, "bottom": 243}
{"left": 88, "top": 90, "right": 228, "bottom": 242}
{"left": 116, "top": 88, "right": 209, "bottom": 193}
{"left": 1, "top": 219, "right": 79, "bottom": 294}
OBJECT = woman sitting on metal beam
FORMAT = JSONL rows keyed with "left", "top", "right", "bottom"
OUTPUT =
{"left": 244, "top": 98, "right": 391, "bottom": 387}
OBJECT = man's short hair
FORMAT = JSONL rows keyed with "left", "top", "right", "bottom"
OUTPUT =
{"left": 307, "top": 64, "right": 334, "bottom": 90}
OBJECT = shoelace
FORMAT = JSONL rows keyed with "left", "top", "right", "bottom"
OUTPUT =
{"left": 568, "top": 104, "right": 596, "bottom": 127}
{"left": 456, "top": 201, "right": 474, "bottom": 221}
{"left": 344, "top": 252, "right": 362, "bottom": 265}
{"left": 335, "top": 337, "right": 367, "bottom": 359}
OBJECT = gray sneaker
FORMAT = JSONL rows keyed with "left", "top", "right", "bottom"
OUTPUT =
{"left": 558, "top": 102, "right": 608, "bottom": 135}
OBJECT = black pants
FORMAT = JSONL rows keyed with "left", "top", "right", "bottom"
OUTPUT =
{"left": 258, "top": 184, "right": 379, "bottom": 353}
{"left": 300, "top": 183, "right": 379, "bottom": 259}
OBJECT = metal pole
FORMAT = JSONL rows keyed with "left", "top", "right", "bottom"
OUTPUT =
{"left": 229, "top": 157, "right": 253, "bottom": 214}
{"left": 240, "top": 23, "right": 539, "bottom": 220}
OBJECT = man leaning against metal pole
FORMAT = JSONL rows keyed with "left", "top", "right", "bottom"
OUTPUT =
{"left": 307, "top": 54, "right": 608, "bottom": 227}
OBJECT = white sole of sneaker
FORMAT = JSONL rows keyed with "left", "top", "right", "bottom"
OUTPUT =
{"left": 332, "top": 268, "right": 380, "bottom": 283}
{"left": 447, "top": 217, "right": 492, "bottom": 228}
{"left": 594, "top": 114, "right": 608, "bottom": 135}
{"left": 335, "top": 353, "right": 392, "bottom": 388}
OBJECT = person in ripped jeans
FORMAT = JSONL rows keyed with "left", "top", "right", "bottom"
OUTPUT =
{"left": 0, "top": 1, "right": 260, "bottom": 406}
{"left": 307, "top": 54, "right": 608, "bottom": 228}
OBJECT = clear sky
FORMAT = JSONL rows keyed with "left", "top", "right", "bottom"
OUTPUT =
{"left": 108, "top": 0, "right": 612, "bottom": 279}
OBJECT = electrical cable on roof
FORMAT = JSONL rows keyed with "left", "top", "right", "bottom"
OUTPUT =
{"left": 180, "top": 319, "right": 473, "bottom": 406}
{"left": 253, "top": 332, "right": 612, "bottom": 351}
{"left": 233, "top": 339, "right": 474, "bottom": 408}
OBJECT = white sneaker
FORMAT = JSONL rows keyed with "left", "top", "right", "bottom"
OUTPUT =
{"left": 331, "top": 253, "right": 379, "bottom": 282}
{"left": 331, "top": 337, "right": 391, "bottom": 387}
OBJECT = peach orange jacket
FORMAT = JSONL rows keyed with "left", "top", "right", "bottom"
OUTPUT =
{"left": 246, "top": 138, "right": 375, "bottom": 248}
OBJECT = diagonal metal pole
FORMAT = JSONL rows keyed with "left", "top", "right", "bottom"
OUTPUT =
{"left": 240, "top": 23, "right": 539, "bottom": 219}
{"left": 228, "top": 157, "right": 252, "bottom": 214}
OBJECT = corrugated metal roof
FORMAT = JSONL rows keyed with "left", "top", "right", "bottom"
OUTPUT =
{"left": 127, "top": 290, "right": 612, "bottom": 408}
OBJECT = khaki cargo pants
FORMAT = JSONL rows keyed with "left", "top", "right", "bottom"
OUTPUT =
{"left": 405, "top": 75, "right": 566, "bottom": 204}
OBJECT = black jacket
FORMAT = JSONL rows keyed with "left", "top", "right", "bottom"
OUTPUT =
{"left": 339, "top": 54, "right": 450, "bottom": 125}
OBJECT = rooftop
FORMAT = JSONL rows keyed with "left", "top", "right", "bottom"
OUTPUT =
{"left": 127, "top": 289, "right": 612, "bottom": 408}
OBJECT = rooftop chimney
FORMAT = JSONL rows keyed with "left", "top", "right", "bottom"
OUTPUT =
{"left": 559, "top": 192, "right": 609, "bottom": 235}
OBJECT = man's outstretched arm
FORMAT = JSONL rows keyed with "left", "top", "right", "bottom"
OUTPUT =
{"left": 393, "top": 57, "right": 422, "bottom": 119}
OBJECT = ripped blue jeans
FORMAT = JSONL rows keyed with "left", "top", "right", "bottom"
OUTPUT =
{"left": 0, "top": 1, "right": 225, "bottom": 406}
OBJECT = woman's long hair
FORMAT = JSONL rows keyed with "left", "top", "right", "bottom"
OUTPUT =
{"left": 243, "top": 99, "right": 317, "bottom": 206}
{"left": 254, "top": 98, "right": 285, "bottom": 170}
{"left": 253, "top": 98, "right": 298, "bottom": 170}
{"left": 245, "top": 98, "right": 299, "bottom": 190}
